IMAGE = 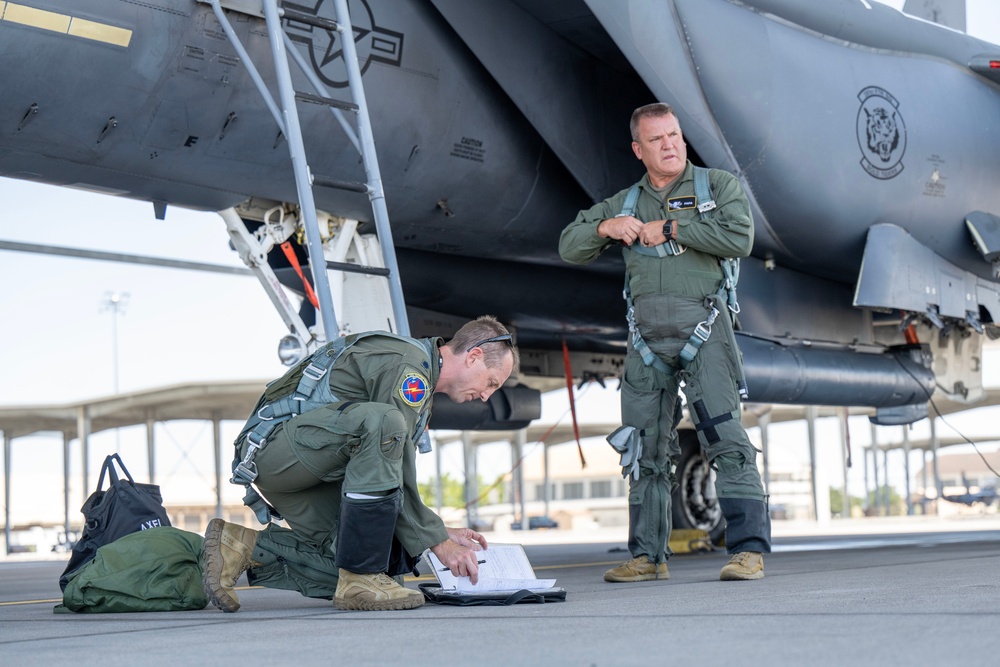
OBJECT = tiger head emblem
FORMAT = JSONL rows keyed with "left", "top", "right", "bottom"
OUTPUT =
{"left": 864, "top": 107, "right": 899, "bottom": 163}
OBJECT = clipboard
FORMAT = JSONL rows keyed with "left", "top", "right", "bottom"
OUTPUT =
{"left": 421, "top": 543, "right": 566, "bottom": 605}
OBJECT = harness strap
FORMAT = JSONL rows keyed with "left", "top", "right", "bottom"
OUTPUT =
{"left": 693, "top": 167, "right": 716, "bottom": 218}
{"left": 617, "top": 183, "right": 641, "bottom": 218}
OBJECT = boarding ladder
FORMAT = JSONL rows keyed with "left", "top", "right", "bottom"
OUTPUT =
{"left": 203, "top": 0, "right": 410, "bottom": 343}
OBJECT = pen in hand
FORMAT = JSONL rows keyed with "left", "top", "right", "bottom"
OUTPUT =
{"left": 439, "top": 559, "right": 486, "bottom": 572}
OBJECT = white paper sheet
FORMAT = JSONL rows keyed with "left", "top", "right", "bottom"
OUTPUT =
{"left": 426, "top": 543, "right": 557, "bottom": 592}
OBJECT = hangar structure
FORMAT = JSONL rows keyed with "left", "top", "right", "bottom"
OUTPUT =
{"left": 2, "top": 380, "right": 999, "bottom": 553}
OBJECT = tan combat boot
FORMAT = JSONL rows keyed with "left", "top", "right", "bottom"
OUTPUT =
{"left": 203, "top": 518, "right": 262, "bottom": 612}
{"left": 603, "top": 555, "right": 669, "bottom": 583}
{"left": 720, "top": 551, "right": 764, "bottom": 580}
{"left": 333, "top": 569, "right": 424, "bottom": 611}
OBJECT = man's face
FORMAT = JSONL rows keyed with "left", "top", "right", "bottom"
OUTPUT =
{"left": 631, "top": 113, "right": 687, "bottom": 187}
{"left": 444, "top": 350, "right": 514, "bottom": 403}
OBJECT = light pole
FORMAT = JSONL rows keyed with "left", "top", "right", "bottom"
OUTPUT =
{"left": 100, "top": 291, "right": 130, "bottom": 395}
{"left": 100, "top": 291, "right": 129, "bottom": 453}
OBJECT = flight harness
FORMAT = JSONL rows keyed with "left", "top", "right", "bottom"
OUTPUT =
{"left": 230, "top": 331, "right": 436, "bottom": 524}
{"left": 618, "top": 166, "right": 747, "bottom": 399}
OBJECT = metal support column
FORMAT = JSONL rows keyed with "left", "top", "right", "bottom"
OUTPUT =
{"left": 902, "top": 426, "right": 912, "bottom": 515}
{"left": 63, "top": 432, "right": 71, "bottom": 538}
{"left": 930, "top": 416, "right": 941, "bottom": 515}
{"left": 3, "top": 430, "right": 11, "bottom": 554}
{"left": 863, "top": 445, "right": 871, "bottom": 515}
{"left": 806, "top": 406, "right": 824, "bottom": 521}
{"left": 433, "top": 433, "right": 443, "bottom": 513}
{"left": 146, "top": 412, "right": 156, "bottom": 485}
{"left": 921, "top": 449, "right": 929, "bottom": 514}
{"left": 77, "top": 406, "right": 91, "bottom": 505}
{"left": 758, "top": 410, "right": 771, "bottom": 495}
{"left": 512, "top": 430, "right": 527, "bottom": 530}
{"left": 543, "top": 440, "right": 551, "bottom": 518}
{"left": 882, "top": 448, "right": 891, "bottom": 514}
{"left": 213, "top": 414, "right": 223, "bottom": 519}
{"left": 462, "top": 433, "right": 479, "bottom": 528}
{"left": 871, "top": 424, "right": 881, "bottom": 515}
{"left": 838, "top": 408, "right": 850, "bottom": 518}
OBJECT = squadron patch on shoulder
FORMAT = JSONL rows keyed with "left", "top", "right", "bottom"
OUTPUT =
{"left": 666, "top": 195, "right": 696, "bottom": 211}
{"left": 399, "top": 373, "right": 429, "bottom": 408}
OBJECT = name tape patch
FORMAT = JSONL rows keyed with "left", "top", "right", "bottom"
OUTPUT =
{"left": 667, "top": 196, "right": 696, "bottom": 211}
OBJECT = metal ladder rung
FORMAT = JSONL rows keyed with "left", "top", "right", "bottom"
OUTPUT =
{"left": 294, "top": 91, "right": 358, "bottom": 112}
{"left": 281, "top": 6, "right": 339, "bottom": 31}
{"left": 312, "top": 175, "right": 369, "bottom": 194}
{"left": 325, "top": 260, "right": 390, "bottom": 277}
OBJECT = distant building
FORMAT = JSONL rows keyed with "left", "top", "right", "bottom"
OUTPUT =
{"left": 476, "top": 438, "right": 811, "bottom": 530}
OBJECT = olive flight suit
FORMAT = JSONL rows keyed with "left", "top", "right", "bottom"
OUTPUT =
{"left": 234, "top": 334, "right": 449, "bottom": 598}
{"left": 559, "top": 161, "right": 771, "bottom": 566}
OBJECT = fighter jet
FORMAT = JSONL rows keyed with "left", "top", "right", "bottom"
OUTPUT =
{"left": 2, "top": 0, "right": 999, "bottom": 537}
{"left": 942, "top": 474, "right": 999, "bottom": 507}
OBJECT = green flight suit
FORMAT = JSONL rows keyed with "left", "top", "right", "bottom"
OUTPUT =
{"left": 236, "top": 334, "right": 450, "bottom": 598}
{"left": 559, "top": 162, "right": 771, "bottom": 564}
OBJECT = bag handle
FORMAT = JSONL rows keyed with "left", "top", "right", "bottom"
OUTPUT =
{"left": 94, "top": 453, "right": 136, "bottom": 492}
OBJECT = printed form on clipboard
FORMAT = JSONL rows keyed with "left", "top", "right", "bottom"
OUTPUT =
{"left": 426, "top": 544, "right": 556, "bottom": 592}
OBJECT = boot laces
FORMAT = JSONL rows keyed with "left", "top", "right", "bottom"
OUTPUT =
{"left": 373, "top": 573, "right": 397, "bottom": 588}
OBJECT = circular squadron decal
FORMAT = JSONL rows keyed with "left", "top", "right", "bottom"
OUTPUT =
{"left": 283, "top": 0, "right": 404, "bottom": 89}
{"left": 857, "top": 86, "right": 906, "bottom": 179}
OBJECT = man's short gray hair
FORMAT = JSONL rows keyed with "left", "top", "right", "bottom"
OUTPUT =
{"left": 630, "top": 103, "right": 676, "bottom": 142}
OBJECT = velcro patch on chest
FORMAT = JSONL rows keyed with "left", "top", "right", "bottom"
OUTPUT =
{"left": 666, "top": 196, "right": 697, "bottom": 211}
{"left": 399, "top": 373, "right": 429, "bottom": 408}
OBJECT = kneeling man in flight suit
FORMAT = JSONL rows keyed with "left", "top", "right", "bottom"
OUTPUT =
{"left": 203, "top": 316, "right": 518, "bottom": 611}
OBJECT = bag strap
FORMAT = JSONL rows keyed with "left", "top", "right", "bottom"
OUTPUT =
{"left": 96, "top": 453, "right": 135, "bottom": 492}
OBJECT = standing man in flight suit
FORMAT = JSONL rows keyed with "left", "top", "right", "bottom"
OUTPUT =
{"left": 559, "top": 103, "right": 770, "bottom": 583}
{"left": 202, "top": 316, "right": 518, "bottom": 611}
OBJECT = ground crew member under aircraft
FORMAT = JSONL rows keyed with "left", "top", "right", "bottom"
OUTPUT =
{"left": 558, "top": 102, "right": 771, "bottom": 582}
{"left": 202, "top": 316, "right": 518, "bottom": 611}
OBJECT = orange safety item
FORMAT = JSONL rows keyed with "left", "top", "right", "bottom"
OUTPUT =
{"left": 280, "top": 241, "right": 319, "bottom": 309}
{"left": 562, "top": 338, "right": 586, "bottom": 468}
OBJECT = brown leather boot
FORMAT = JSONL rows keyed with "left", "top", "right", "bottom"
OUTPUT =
{"left": 720, "top": 551, "right": 764, "bottom": 580}
{"left": 603, "top": 555, "right": 669, "bottom": 582}
{"left": 203, "top": 518, "right": 261, "bottom": 612}
{"left": 333, "top": 569, "right": 424, "bottom": 611}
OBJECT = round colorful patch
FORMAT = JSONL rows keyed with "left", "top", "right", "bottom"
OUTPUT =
{"left": 398, "top": 373, "right": 429, "bottom": 408}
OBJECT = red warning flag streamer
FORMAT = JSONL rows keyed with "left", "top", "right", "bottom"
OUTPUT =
{"left": 562, "top": 338, "right": 586, "bottom": 468}
{"left": 280, "top": 241, "right": 319, "bottom": 309}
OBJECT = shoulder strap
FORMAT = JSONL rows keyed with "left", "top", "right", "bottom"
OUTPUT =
{"left": 693, "top": 166, "right": 715, "bottom": 218}
{"left": 618, "top": 183, "right": 641, "bottom": 218}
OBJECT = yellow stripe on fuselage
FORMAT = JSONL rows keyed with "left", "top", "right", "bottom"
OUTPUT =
{"left": 1, "top": 2, "right": 131, "bottom": 47}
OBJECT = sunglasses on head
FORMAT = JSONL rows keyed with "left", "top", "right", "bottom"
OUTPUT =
{"left": 466, "top": 334, "right": 513, "bottom": 353}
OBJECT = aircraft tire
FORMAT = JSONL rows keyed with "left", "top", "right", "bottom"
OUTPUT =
{"left": 672, "top": 429, "right": 727, "bottom": 547}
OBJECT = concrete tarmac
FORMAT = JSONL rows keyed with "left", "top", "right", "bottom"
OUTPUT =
{"left": 1, "top": 517, "right": 998, "bottom": 667}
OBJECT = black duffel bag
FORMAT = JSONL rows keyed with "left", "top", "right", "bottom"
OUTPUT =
{"left": 59, "top": 453, "right": 172, "bottom": 591}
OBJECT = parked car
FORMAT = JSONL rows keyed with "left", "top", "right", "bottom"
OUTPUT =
{"left": 510, "top": 515, "right": 558, "bottom": 530}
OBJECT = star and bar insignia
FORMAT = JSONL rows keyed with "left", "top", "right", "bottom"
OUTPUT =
{"left": 398, "top": 372, "right": 429, "bottom": 408}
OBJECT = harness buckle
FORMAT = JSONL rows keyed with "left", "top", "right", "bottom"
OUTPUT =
{"left": 256, "top": 404, "right": 274, "bottom": 421}
{"left": 697, "top": 200, "right": 717, "bottom": 214}
{"left": 302, "top": 363, "right": 328, "bottom": 382}
{"left": 692, "top": 321, "right": 712, "bottom": 343}
{"left": 666, "top": 240, "right": 686, "bottom": 255}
